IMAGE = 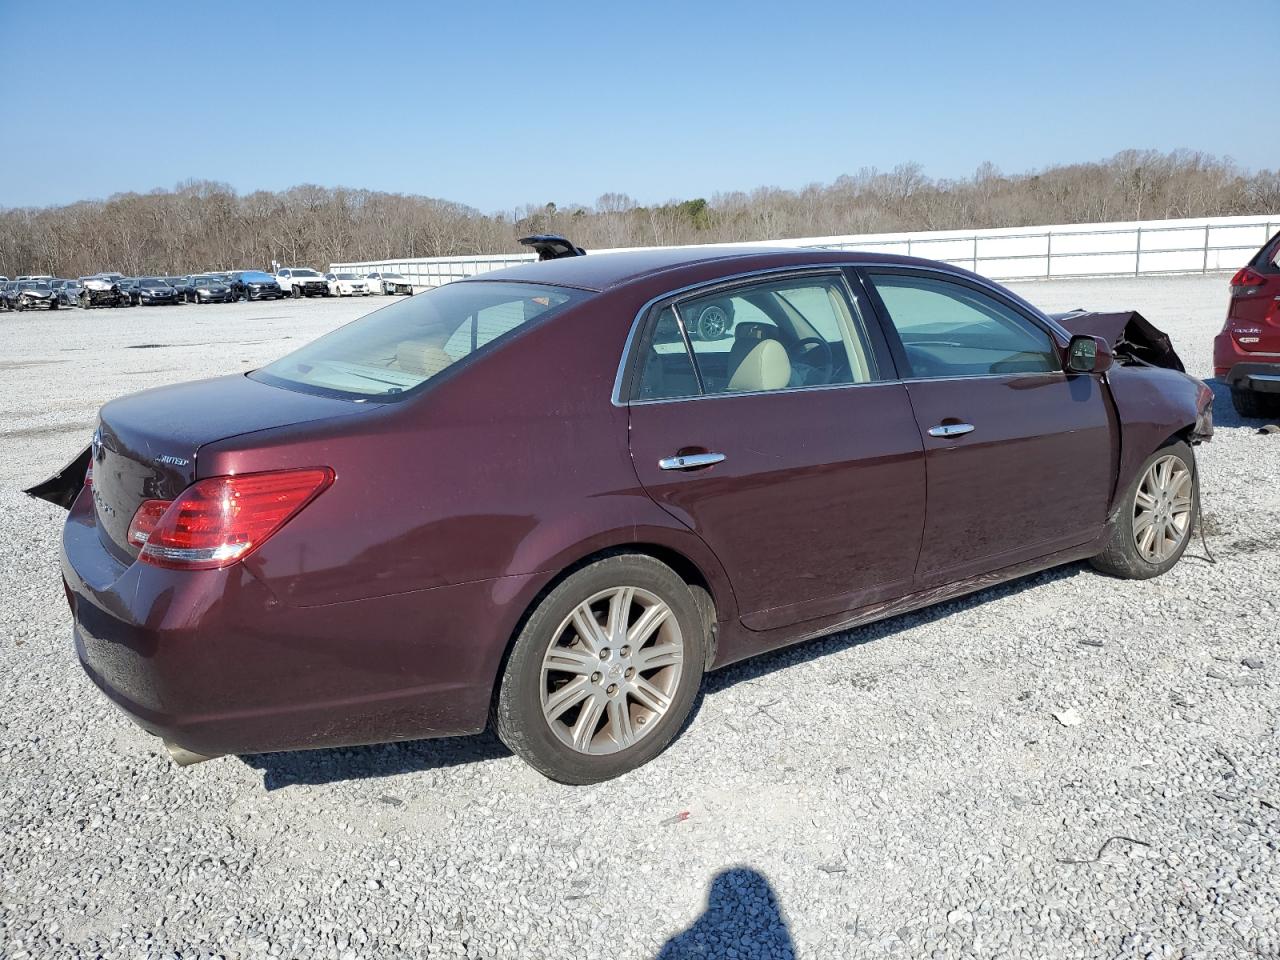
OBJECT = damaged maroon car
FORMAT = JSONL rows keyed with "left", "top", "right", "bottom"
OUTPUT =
{"left": 32, "top": 247, "right": 1212, "bottom": 783}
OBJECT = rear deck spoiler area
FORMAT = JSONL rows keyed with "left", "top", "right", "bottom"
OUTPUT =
{"left": 1051, "top": 310, "right": 1185, "bottom": 372}
{"left": 24, "top": 445, "right": 90, "bottom": 510}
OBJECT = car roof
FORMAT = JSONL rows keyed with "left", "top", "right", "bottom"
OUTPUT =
{"left": 467, "top": 246, "right": 941, "bottom": 293}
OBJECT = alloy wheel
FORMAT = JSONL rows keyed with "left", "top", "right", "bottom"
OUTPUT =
{"left": 1132, "top": 454, "right": 1193, "bottom": 563}
{"left": 539, "top": 586, "right": 684, "bottom": 756}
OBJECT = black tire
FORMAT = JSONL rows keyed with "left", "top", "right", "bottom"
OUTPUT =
{"left": 292, "top": 285, "right": 301, "bottom": 299}
{"left": 494, "top": 554, "right": 707, "bottom": 784}
{"left": 1090, "top": 440, "right": 1197, "bottom": 580}
{"left": 49, "top": 300, "right": 58, "bottom": 311}
{"left": 1230, "top": 386, "right": 1275, "bottom": 419}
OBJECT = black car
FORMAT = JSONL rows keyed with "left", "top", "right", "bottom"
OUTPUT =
{"left": 167, "top": 277, "right": 192, "bottom": 299}
{"left": 1, "top": 279, "right": 60, "bottom": 311}
{"left": 229, "top": 270, "right": 284, "bottom": 301}
{"left": 117, "top": 278, "right": 142, "bottom": 306}
{"left": 186, "top": 276, "right": 234, "bottom": 304}
{"left": 135, "top": 277, "right": 180, "bottom": 306}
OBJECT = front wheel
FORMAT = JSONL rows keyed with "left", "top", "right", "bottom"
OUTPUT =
{"left": 1090, "top": 440, "right": 1197, "bottom": 580}
{"left": 494, "top": 555, "right": 706, "bottom": 784}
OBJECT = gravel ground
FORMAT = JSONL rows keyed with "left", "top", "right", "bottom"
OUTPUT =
{"left": 2, "top": 275, "right": 1277, "bottom": 960}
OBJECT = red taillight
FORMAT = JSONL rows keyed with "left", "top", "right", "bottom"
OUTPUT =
{"left": 127, "top": 499, "right": 172, "bottom": 546}
{"left": 136, "top": 468, "right": 334, "bottom": 570}
{"left": 1230, "top": 267, "right": 1267, "bottom": 297}
{"left": 84, "top": 459, "right": 93, "bottom": 487}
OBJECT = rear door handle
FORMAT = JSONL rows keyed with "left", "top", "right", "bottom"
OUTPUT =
{"left": 927, "top": 423, "right": 975, "bottom": 438}
{"left": 658, "top": 452, "right": 726, "bottom": 471}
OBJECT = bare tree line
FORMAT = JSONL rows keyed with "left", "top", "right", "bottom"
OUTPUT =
{"left": 2, "top": 149, "right": 1277, "bottom": 278}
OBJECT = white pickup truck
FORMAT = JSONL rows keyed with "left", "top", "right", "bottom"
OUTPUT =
{"left": 275, "top": 268, "right": 330, "bottom": 298}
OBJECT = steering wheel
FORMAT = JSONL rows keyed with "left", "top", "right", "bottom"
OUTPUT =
{"left": 794, "top": 336, "right": 834, "bottom": 384}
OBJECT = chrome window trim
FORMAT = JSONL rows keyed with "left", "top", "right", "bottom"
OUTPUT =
{"left": 611, "top": 261, "right": 1070, "bottom": 406}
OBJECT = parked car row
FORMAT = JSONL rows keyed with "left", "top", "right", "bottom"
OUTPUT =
{"left": 1, "top": 267, "right": 417, "bottom": 313}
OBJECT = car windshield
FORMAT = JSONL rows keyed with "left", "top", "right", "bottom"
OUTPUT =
{"left": 384, "top": 274, "right": 405, "bottom": 280}
{"left": 193, "top": 278, "right": 216, "bottom": 287}
{"left": 336, "top": 273, "right": 356, "bottom": 280}
{"left": 19, "top": 281, "right": 50, "bottom": 291}
{"left": 140, "top": 279, "right": 166, "bottom": 287}
{"left": 241, "top": 272, "right": 273, "bottom": 281}
{"left": 252, "top": 281, "right": 589, "bottom": 400}
{"left": 291, "top": 269, "right": 321, "bottom": 278}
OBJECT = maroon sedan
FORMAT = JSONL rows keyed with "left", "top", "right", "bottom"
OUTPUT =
{"left": 33, "top": 248, "right": 1212, "bottom": 783}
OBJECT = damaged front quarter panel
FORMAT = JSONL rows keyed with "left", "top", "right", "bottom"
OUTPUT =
{"left": 24, "top": 444, "right": 91, "bottom": 510}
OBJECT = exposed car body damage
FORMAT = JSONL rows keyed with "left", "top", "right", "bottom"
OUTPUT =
{"left": 25, "top": 445, "right": 91, "bottom": 509}
{"left": 1053, "top": 310, "right": 1185, "bottom": 372}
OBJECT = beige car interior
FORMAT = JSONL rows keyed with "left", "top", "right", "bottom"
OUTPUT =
{"left": 394, "top": 341, "right": 456, "bottom": 379}
{"left": 727, "top": 338, "right": 792, "bottom": 392}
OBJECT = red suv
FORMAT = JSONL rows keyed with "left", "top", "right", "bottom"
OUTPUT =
{"left": 1214, "top": 230, "right": 1280, "bottom": 417}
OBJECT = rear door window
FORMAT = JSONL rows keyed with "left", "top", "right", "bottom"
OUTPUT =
{"left": 634, "top": 274, "right": 879, "bottom": 400}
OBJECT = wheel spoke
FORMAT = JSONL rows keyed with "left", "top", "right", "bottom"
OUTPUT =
{"left": 1169, "top": 469, "right": 1192, "bottom": 499}
{"left": 570, "top": 606, "right": 608, "bottom": 655}
{"left": 635, "top": 640, "right": 682, "bottom": 671}
{"left": 1135, "top": 488, "right": 1158, "bottom": 510}
{"left": 628, "top": 675, "right": 672, "bottom": 714}
{"left": 1138, "top": 521, "right": 1158, "bottom": 557}
{"left": 1133, "top": 511, "right": 1155, "bottom": 540}
{"left": 543, "top": 645, "right": 596, "bottom": 677}
{"left": 543, "top": 676, "right": 592, "bottom": 722}
{"left": 570, "top": 693, "right": 607, "bottom": 751}
{"left": 605, "top": 587, "right": 636, "bottom": 644}
{"left": 627, "top": 602, "right": 671, "bottom": 648}
{"left": 605, "top": 698, "right": 636, "bottom": 749}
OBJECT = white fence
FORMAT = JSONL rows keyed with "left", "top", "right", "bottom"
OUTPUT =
{"left": 331, "top": 213, "right": 1279, "bottom": 289}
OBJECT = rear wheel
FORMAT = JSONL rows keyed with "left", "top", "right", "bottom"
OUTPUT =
{"left": 494, "top": 555, "right": 706, "bottom": 784}
{"left": 1090, "top": 440, "right": 1197, "bottom": 580}
{"left": 1231, "top": 386, "right": 1276, "bottom": 419}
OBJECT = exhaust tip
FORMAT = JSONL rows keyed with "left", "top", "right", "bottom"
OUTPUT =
{"left": 164, "top": 741, "right": 221, "bottom": 767}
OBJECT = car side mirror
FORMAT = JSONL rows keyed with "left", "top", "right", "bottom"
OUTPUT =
{"left": 1066, "top": 335, "right": 1113, "bottom": 374}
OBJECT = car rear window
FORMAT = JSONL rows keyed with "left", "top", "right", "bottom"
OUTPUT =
{"left": 251, "top": 281, "right": 591, "bottom": 400}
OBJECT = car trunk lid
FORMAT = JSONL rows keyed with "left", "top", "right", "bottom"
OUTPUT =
{"left": 42, "top": 374, "right": 368, "bottom": 559}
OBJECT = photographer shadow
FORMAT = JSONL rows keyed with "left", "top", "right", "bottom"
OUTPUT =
{"left": 657, "top": 867, "right": 796, "bottom": 959}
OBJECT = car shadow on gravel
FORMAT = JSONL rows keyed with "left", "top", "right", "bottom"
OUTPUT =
{"left": 657, "top": 867, "right": 795, "bottom": 959}
{"left": 699, "top": 563, "right": 1082, "bottom": 701}
{"left": 241, "top": 730, "right": 511, "bottom": 790}
{"left": 1205, "top": 377, "right": 1278, "bottom": 431}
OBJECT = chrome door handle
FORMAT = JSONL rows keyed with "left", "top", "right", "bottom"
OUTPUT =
{"left": 928, "top": 423, "right": 975, "bottom": 438}
{"left": 658, "top": 452, "right": 726, "bottom": 471}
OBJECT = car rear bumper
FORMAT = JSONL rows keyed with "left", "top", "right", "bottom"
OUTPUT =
{"left": 1214, "top": 330, "right": 1280, "bottom": 377}
{"left": 1225, "top": 362, "right": 1280, "bottom": 393}
{"left": 61, "top": 488, "right": 522, "bottom": 758}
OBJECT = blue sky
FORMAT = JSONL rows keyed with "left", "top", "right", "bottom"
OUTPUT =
{"left": 1, "top": 0, "right": 1273, "bottom": 213}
